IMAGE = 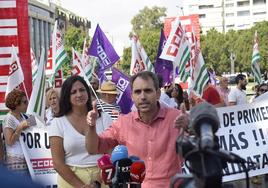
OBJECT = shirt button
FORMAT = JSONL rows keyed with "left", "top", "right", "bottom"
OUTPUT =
{"left": 148, "top": 157, "right": 152, "bottom": 160}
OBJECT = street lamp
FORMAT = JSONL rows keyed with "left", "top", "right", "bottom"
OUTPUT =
{"left": 230, "top": 52, "right": 236, "bottom": 74}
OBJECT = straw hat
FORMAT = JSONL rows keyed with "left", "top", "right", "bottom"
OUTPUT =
{"left": 97, "top": 81, "right": 117, "bottom": 95}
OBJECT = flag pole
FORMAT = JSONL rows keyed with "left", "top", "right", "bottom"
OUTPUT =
{"left": 22, "top": 82, "right": 29, "bottom": 101}
{"left": 87, "top": 79, "right": 106, "bottom": 113}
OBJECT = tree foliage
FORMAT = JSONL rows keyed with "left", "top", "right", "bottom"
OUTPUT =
{"left": 63, "top": 26, "right": 88, "bottom": 77}
{"left": 120, "top": 6, "right": 166, "bottom": 73}
{"left": 201, "top": 21, "right": 268, "bottom": 75}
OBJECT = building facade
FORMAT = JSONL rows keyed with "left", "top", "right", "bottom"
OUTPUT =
{"left": 28, "top": 0, "right": 91, "bottom": 61}
{"left": 184, "top": 0, "right": 268, "bottom": 33}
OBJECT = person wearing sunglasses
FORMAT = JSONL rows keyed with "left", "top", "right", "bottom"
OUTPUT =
{"left": 3, "top": 89, "right": 30, "bottom": 176}
{"left": 253, "top": 83, "right": 268, "bottom": 102}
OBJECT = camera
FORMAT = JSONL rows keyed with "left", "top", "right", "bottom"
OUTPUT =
{"left": 171, "top": 102, "right": 256, "bottom": 188}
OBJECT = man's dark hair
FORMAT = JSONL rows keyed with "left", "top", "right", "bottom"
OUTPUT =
{"left": 56, "top": 75, "right": 92, "bottom": 117}
{"left": 235, "top": 74, "right": 246, "bottom": 85}
{"left": 130, "top": 71, "right": 159, "bottom": 90}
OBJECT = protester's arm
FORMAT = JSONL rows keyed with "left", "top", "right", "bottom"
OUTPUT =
{"left": 4, "top": 120, "right": 29, "bottom": 146}
{"left": 50, "top": 136, "right": 92, "bottom": 188}
{"left": 86, "top": 102, "right": 121, "bottom": 154}
{"left": 174, "top": 104, "right": 190, "bottom": 132}
{"left": 86, "top": 101, "right": 100, "bottom": 154}
{"left": 85, "top": 126, "right": 99, "bottom": 154}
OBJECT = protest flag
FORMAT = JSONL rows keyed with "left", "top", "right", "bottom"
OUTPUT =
{"left": 31, "top": 48, "right": 38, "bottom": 83}
{"left": 159, "top": 18, "right": 191, "bottom": 83}
{"left": 251, "top": 31, "right": 262, "bottom": 84}
{"left": 111, "top": 68, "right": 133, "bottom": 114}
{"left": 130, "top": 35, "right": 154, "bottom": 75}
{"left": 154, "top": 29, "right": 173, "bottom": 85}
{"left": 51, "top": 20, "right": 68, "bottom": 84}
{"left": 88, "top": 24, "right": 119, "bottom": 73}
{"left": 6, "top": 45, "right": 25, "bottom": 97}
{"left": 81, "top": 38, "right": 96, "bottom": 81}
{"left": 72, "top": 48, "right": 85, "bottom": 79}
{"left": 26, "top": 48, "right": 46, "bottom": 122}
{"left": 189, "top": 29, "right": 209, "bottom": 96}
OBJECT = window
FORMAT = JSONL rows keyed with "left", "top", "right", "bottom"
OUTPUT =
{"left": 199, "top": 14, "right": 206, "bottom": 18}
{"left": 253, "top": 0, "right": 266, "bottom": 5}
{"left": 199, "top": 5, "right": 214, "bottom": 9}
{"left": 226, "top": 13, "right": 234, "bottom": 17}
{"left": 225, "top": 3, "right": 234, "bottom": 7}
{"left": 253, "top": 11, "right": 266, "bottom": 15}
{"left": 226, "top": 24, "right": 235, "bottom": 28}
{"left": 237, "top": 1, "right": 250, "bottom": 7}
{"left": 237, "top": 10, "right": 250, "bottom": 16}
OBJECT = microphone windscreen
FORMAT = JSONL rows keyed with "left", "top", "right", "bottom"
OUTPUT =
{"left": 129, "top": 155, "right": 140, "bottom": 162}
{"left": 97, "top": 154, "right": 115, "bottom": 185}
{"left": 97, "top": 154, "right": 112, "bottom": 169}
{"left": 111, "top": 145, "right": 128, "bottom": 163}
{"left": 189, "top": 102, "right": 219, "bottom": 134}
{"left": 116, "top": 158, "right": 133, "bottom": 183}
{"left": 130, "top": 160, "right": 146, "bottom": 183}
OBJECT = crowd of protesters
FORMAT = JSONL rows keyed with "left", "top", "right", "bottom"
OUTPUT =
{"left": 0, "top": 70, "right": 267, "bottom": 188}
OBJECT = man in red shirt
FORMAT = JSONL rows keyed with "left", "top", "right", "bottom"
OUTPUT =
{"left": 86, "top": 71, "right": 189, "bottom": 188}
{"left": 202, "top": 82, "right": 223, "bottom": 107}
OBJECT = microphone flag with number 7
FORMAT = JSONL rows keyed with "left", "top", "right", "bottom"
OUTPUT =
{"left": 97, "top": 154, "right": 115, "bottom": 185}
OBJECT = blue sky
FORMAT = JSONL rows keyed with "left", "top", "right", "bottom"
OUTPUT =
{"left": 61, "top": 0, "right": 184, "bottom": 56}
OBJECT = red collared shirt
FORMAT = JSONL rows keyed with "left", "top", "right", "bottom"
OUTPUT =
{"left": 97, "top": 104, "right": 183, "bottom": 188}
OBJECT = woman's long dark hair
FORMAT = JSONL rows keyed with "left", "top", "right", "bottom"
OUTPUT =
{"left": 174, "top": 83, "right": 184, "bottom": 104}
{"left": 55, "top": 75, "right": 92, "bottom": 117}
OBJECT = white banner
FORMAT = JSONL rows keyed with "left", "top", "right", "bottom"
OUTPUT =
{"left": 217, "top": 100, "right": 268, "bottom": 182}
{"left": 20, "top": 119, "right": 57, "bottom": 187}
{"left": 182, "top": 99, "right": 268, "bottom": 182}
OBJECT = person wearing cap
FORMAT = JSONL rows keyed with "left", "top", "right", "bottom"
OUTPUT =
{"left": 96, "top": 80, "right": 121, "bottom": 121}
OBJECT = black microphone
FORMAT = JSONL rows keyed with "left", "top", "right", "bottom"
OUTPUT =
{"left": 110, "top": 145, "right": 132, "bottom": 187}
{"left": 206, "top": 149, "right": 246, "bottom": 163}
{"left": 115, "top": 158, "right": 133, "bottom": 184}
{"left": 189, "top": 102, "right": 220, "bottom": 150}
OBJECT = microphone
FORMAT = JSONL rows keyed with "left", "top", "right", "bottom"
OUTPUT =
{"left": 111, "top": 145, "right": 128, "bottom": 164}
{"left": 97, "top": 154, "right": 115, "bottom": 185}
{"left": 130, "top": 160, "right": 146, "bottom": 183}
{"left": 110, "top": 145, "right": 132, "bottom": 185}
{"left": 115, "top": 158, "right": 133, "bottom": 184}
{"left": 206, "top": 149, "right": 246, "bottom": 163}
{"left": 129, "top": 155, "right": 140, "bottom": 162}
{"left": 189, "top": 102, "right": 220, "bottom": 150}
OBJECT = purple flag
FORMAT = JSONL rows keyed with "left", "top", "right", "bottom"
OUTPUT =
{"left": 88, "top": 24, "right": 120, "bottom": 71}
{"left": 112, "top": 68, "right": 133, "bottom": 114}
{"left": 154, "top": 29, "right": 173, "bottom": 86}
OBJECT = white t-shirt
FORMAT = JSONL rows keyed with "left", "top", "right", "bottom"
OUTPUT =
{"left": 228, "top": 87, "right": 247, "bottom": 105}
{"left": 45, "top": 107, "right": 54, "bottom": 126}
{"left": 48, "top": 112, "right": 112, "bottom": 167}
{"left": 160, "top": 91, "right": 177, "bottom": 108}
{"left": 3, "top": 113, "right": 26, "bottom": 156}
